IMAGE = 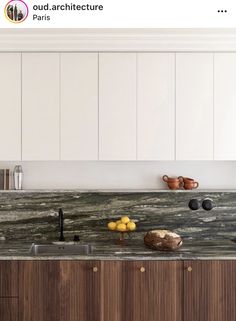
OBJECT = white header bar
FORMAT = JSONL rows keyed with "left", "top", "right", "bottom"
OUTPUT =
{"left": 0, "top": 0, "right": 236, "bottom": 28}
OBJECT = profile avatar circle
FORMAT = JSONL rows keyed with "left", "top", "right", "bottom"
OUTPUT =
{"left": 5, "top": 0, "right": 28, "bottom": 23}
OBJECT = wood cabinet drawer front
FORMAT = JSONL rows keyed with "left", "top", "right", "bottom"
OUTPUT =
{"left": 102, "top": 260, "right": 182, "bottom": 321}
{"left": 122, "top": 261, "right": 182, "bottom": 321}
{"left": 19, "top": 261, "right": 60, "bottom": 321}
{"left": 19, "top": 261, "right": 102, "bottom": 321}
{"left": 184, "top": 260, "right": 236, "bottom": 321}
{"left": 60, "top": 261, "right": 102, "bottom": 321}
{"left": 0, "top": 298, "right": 18, "bottom": 321}
{"left": 0, "top": 261, "right": 19, "bottom": 297}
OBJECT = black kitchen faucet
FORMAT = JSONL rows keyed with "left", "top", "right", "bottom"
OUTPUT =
{"left": 58, "top": 208, "right": 80, "bottom": 242}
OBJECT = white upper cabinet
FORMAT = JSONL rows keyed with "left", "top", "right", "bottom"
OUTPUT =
{"left": 176, "top": 53, "right": 214, "bottom": 160}
{"left": 6, "top": 51, "right": 236, "bottom": 162}
{"left": 137, "top": 53, "right": 175, "bottom": 160}
{"left": 22, "top": 53, "right": 60, "bottom": 160}
{"left": 0, "top": 53, "right": 21, "bottom": 161}
{"left": 99, "top": 53, "right": 136, "bottom": 160}
{"left": 61, "top": 53, "right": 98, "bottom": 160}
{"left": 214, "top": 53, "right": 236, "bottom": 160}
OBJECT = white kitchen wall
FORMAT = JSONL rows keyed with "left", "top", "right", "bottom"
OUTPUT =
{"left": 0, "top": 161, "right": 235, "bottom": 190}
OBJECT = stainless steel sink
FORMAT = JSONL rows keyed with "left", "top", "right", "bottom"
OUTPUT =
{"left": 29, "top": 243, "right": 93, "bottom": 256}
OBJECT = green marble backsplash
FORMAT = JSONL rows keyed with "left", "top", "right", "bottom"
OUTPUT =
{"left": 0, "top": 191, "right": 236, "bottom": 243}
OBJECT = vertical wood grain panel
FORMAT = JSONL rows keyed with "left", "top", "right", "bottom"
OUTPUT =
{"left": 0, "top": 53, "right": 21, "bottom": 161}
{"left": 19, "top": 261, "right": 60, "bottom": 321}
{"left": 81, "top": 261, "right": 101, "bottom": 321}
{"left": 0, "top": 261, "right": 18, "bottom": 297}
{"left": 19, "top": 261, "right": 102, "bottom": 321}
{"left": 19, "top": 260, "right": 183, "bottom": 321}
{"left": 184, "top": 260, "right": 236, "bottom": 321}
{"left": 121, "top": 261, "right": 142, "bottom": 321}
{"left": 61, "top": 53, "right": 98, "bottom": 160}
{"left": 176, "top": 53, "right": 213, "bottom": 160}
{"left": 0, "top": 298, "right": 18, "bottom": 321}
{"left": 140, "top": 261, "right": 182, "bottom": 321}
{"left": 101, "top": 261, "right": 122, "bottom": 321}
{"left": 99, "top": 53, "right": 136, "bottom": 160}
{"left": 22, "top": 53, "right": 60, "bottom": 160}
{"left": 120, "top": 261, "right": 182, "bottom": 321}
{"left": 60, "top": 261, "right": 101, "bottom": 321}
{"left": 214, "top": 53, "right": 236, "bottom": 160}
{"left": 137, "top": 53, "right": 175, "bottom": 160}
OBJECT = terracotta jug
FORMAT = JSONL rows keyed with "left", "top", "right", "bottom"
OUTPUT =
{"left": 162, "top": 175, "right": 182, "bottom": 190}
{"left": 178, "top": 177, "right": 199, "bottom": 190}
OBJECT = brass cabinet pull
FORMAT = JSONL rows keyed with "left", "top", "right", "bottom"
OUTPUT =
{"left": 93, "top": 266, "right": 98, "bottom": 272}
{"left": 140, "top": 267, "right": 145, "bottom": 273}
{"left": 187, "top": 266, "right": 192, "bottom": 272}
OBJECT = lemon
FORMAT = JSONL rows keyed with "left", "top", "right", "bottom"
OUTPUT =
{"left": 127, "top": 221, "right": 136, "bottom": 231}
{"left": 121, "top": 216, "right": 130, "bottom": 224}
{"left": 108, "top": 222, "right": 117, "bottom": 231}
{"left": 116, "top": 220, "right": 122, "bottom": 225}
{"left": 116, "top": 223, "right": 127, "bottom": 232}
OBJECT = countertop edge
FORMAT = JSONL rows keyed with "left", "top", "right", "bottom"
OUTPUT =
{"left": 1, "top": 256, "right": 236, "bottom": 260}
{"left": 1, "top": 189, "right": 236, "bottom": 193}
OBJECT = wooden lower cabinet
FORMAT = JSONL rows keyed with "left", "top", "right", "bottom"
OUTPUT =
{"left": 18, "top": 259, "right": 236, "bottom": 321}
{"left": 184, "top": 260, "right": 236, "bottom": 321}
{"left": 0, "top": 298, "right": 18, "bottom": 321}
{"left": 19, "top": 261, "right": 101, "bottom": 321}
{"left": 123, "top": 261, "right": 183, "bottom": 321}
{"left": 0, "top": 261, "right": 19, "bottom": 321}
{"left": 19, "top": 260, "right": 182, "bottom": 321}
{"left": 0, "top": 261, "right": 18, "bottom": 297}
{"left": 19, "top": 261, "right": 61, "bottom": 321}
{"left": 102, "top": 260, "right": 182, "bottom": 321}
{"left": 60, "top": 261, "right": 101, "bottom": 321}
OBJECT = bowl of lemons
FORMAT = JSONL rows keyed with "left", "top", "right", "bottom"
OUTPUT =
{"left": 107, "top": 216, "right": 136, "bottom": 244}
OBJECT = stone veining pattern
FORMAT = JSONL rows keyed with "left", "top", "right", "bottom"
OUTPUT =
{"left": 0, "top": 191, "right": 236, "bottom": 259}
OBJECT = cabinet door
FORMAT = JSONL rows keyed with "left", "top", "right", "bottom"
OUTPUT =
{"left": 19, "top": 261, "right": 61, "bottom": 321}
{"left": 214, "top": 53, "right": 236, "bottom": 160}
{"left": 61, "top": 53, "right": 98, "bottom": 160}
{"left": 60, "top": 261, "right": 101, "bottom": 321}
{"left": 0, "top": 53, "right": 21, "bottom": 161}
{"left": 19, "top": 261, "right": 101, "bottom": 321}
{"left": 184, "top": 260, "right": 236, "bottom": 321}
{"left": 99, "top": 53, "right": 136, "bottom": 160}
{"left": 22, "top": 53, "right": 60, "bottom": 160}
{"left": 0, "top": 298, "right": 18, "bottom": 321}
{"left": 137, "top": 53, "right": 175, "bottom": 160}
{"left": 103, "top": 261, "right": 182, "bottom": 321}
{"left": 0, "top": 261, "right": 18, "bottom": 297}
{"left": 176, "top": 53, "right": 213, "bottom": 160}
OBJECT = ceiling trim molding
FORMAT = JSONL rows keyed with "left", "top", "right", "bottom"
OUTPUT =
{"left": 1, "top": 29, "right": 236, "bottom": 51}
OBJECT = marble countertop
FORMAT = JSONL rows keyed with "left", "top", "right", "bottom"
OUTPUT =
{"left": 1, "top": 190, "right": 236, "bottom": 260}
{"left": 1, "top": 238, "right": 236, "bottom": 260}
